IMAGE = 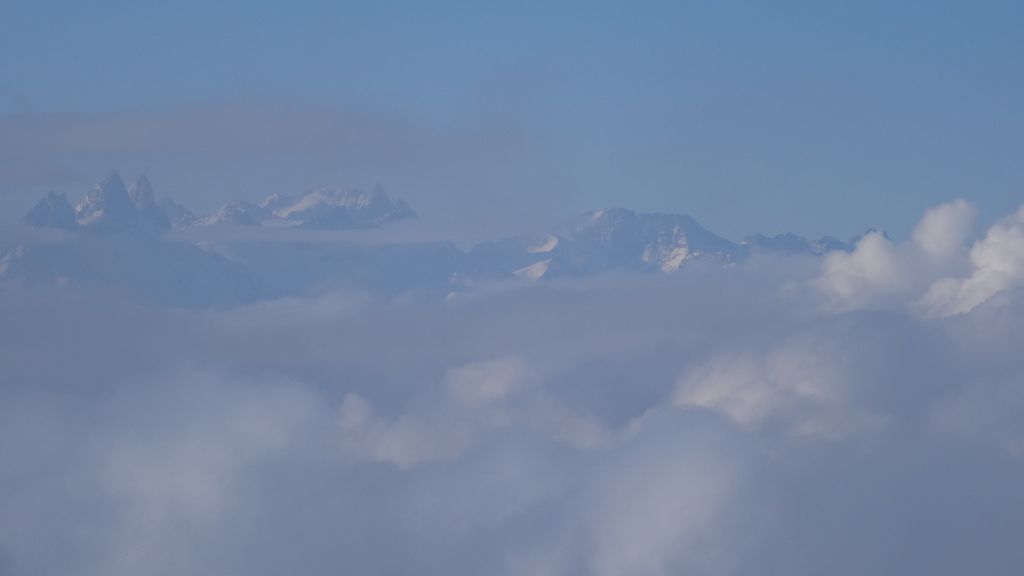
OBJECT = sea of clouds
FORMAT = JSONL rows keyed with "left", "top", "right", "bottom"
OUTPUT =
{"left": 3, "top": 201, "right": 1024, "bottom": 575}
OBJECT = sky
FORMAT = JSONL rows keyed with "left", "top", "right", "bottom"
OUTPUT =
{"left": 2, "top": 0, "right": 1023, "bottom": 240}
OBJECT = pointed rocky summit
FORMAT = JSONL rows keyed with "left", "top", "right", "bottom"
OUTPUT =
{"left": 74, "top": 170, "right": 139, "bottom": 230}
{"left": 23, "top": 191, "right": 78, "bottom": 230}
{"left": 129, "top": 174, "right": 171, "bottom": 229}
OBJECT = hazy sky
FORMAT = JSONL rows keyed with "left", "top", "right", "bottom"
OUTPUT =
{"left": 2, "top": 0, "right": 1023, "bottom": 239}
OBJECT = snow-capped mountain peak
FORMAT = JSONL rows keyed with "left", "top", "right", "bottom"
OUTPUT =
{"left": 74, "top": 170, "right": 139, "bottom": 230}
{"left": 559, "top": 208, "right": 741, "bottom": 273}
{"left": 468, "top": 208, "right": 746, "bottom": 281}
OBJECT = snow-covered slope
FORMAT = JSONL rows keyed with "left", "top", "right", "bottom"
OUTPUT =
{"left": 470, "top": 208, "right": 745, "bottom": 280}
{"left": 175, "top": 186, "right": 416, "bottom": 230}
{"left": 256, "top": 186, "right": 416, "bottom": 229}
{"left": 194, "top": 186, "right": 416, "bottom": 229}
{"left": 197, "top": 201, "right": 270, "bottom": 227}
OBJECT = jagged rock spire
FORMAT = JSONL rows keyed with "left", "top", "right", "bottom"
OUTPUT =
{"left": 130, "top": 174, "right": 171, "bottom": 230}
{"left": 74, "top": 170, "right": 139, "bottom": 230}
{"left": 22, "top": 191, "right": 77, "bottom": 230}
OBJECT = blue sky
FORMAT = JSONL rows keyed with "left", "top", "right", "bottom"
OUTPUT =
{"left": 2, "top": 0, "right": 1023, "bottom": 239}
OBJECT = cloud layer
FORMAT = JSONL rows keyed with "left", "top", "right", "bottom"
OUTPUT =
{"left": 3, "top": 202, "right": 1024, "bottom": 574}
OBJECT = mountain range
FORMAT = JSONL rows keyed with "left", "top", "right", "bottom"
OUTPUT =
{"left": 22, "top": 170, "right": 416, "bottom": 232}
{"left": 5, "top": 171, "right": 858, "bottom": 307}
